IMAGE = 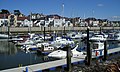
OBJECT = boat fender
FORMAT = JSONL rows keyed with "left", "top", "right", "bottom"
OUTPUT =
{"left": 96, "top": 51, "right": 99, "bottom": 56}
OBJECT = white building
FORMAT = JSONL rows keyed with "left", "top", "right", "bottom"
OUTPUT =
{"left": 21, "top": 19, "right": 33, "bottom": 27}
{"left": 54, "top": 19, "right": 65, "bottom": 27}
{"left": 17, "top": 17, "right": 33, "bottom": 27}
{"left": 0, "top": 19, "right": 8, "bottom": 26}
{"left": 0, "top": 14, "right": 10, "bottom": 27}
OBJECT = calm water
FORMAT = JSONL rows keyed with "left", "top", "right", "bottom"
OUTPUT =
{"left": 0, "top": 41, "right": 57, "bottom": 70}
{"left": 0, "top": 40, "right": 120, "bottom": 70}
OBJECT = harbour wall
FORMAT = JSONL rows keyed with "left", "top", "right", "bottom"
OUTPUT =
{"left": 0, "top": 27, "right": 120, "bottom": 34}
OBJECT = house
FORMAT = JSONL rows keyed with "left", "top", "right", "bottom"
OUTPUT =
{"left": 0, "top": 14, "right": 9, "bottom": 26}
{"left": 8, "top": 14, "right": 17, "bottom": 27}
{"left": 54, "top": 19, "right": 65, "bottom": 27}
{"left": 17, "top": 17, "right": 32, "bottom": 27}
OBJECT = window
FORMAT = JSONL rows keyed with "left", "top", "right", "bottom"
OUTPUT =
{"left": 55, "top": 21, "right": 58, "bottom": 23}
{"left": 93, "top": 44, "right": 98, "bottom": 49}
{"left": 1, "top": 21, "right": 3, "bottom": 23}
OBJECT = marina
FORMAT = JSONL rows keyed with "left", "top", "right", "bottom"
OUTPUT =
{"left": 0, "top": 42, "right": 120, "bottom": 72}
{"left": 0, "top": 0, "right": 120, "bottom": 71}
{"left": 0, "top": 29, "right": 120, "bottom": 72}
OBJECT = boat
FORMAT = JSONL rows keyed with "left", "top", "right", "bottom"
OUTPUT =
{"left": 48, "top": 43, "right": 86, "bottom": 59}
{"left": 16, "top": 34, "right": 43, "bottom": 46}
{"left": 16, "top": 38, "right": 34, "bottom": 46}
{"left": 39, "top": 34, "right": 51, "bottom": 40}
{"left": 37, "top": 42, "right": 56, "bottom": 54}
{"left": 32, "top": 36, "right": 43, "bottom": 43}
{"left": 0, "top": 34, "right": 9, "bottom": 39}
{"left": 114, "top": 32, "right": 120, "bottom": 41}
{"left": 50, "top": 37, "right": 75, "bottom": 47}
{"left": 8, "top": 36, "right": 23, "bottom": 43}
{"left": 89, "top": 34, "right": 107, "bottom": 42}
{"left": 67, "top": 32, "right": 82, "bottom": 39}
{"left": 21, "top": 44, "right": 38, "bottom": 53}
{"left": 91, "top": 41, "right": 105, "bottom": 57}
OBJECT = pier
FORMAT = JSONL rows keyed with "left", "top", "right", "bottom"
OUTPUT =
{"left": 1, "top": 46, "right": 120, "bottom": 72}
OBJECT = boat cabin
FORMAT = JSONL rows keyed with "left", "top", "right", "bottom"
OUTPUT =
{"left": 91, "top": 42, "right": 104, "bottom": 56}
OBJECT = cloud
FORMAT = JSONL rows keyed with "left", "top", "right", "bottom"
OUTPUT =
{"left": 112, "top": 16, "right": 120, "bottom": 18}
{"left": 97, "top": 4, "right": 104, "bottom": 7}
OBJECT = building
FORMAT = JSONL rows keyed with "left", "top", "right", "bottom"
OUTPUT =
{"left": 0, "top": 14, "right": 9, "bottom": 26}
{"left": 17, "top": 17, "right": 32, "bottom": 27}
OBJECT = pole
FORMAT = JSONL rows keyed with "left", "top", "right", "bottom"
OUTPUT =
{"left": 100, "top": 26, "right": 102, "bottom": 34}
{"left": 8, "top": 25, "right": 10, "bottom": 39}
{"left": 29, "top": 12, "right": 32, "bottom": 34}
{"left": 66, "top": 45, "right": 71, "bottom": 72}
{"left": 86, "top": 26, "right": 91, "bottom": 66}
{"left": 64, "top": 25, "right": 65, "bottom": 36}
{"left": 44, "top": 27, "right": 45, "bottom": 41}
{"left": 103, "top": 41, "right": 107, "bottom": 61}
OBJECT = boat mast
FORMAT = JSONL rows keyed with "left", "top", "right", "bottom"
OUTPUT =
{"left": 62, "top": 3, "right": 65, "bottom": 36}
{"left": 29, "top": 12, "right": 32, "bottom": 34}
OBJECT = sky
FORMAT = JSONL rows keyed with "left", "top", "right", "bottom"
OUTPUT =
{"left": 0, "top": 0, "right": 120, "bottom": 19}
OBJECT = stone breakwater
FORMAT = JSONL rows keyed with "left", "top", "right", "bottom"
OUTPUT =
{"left": 71, "top": 54, "right": 120, "bottom": 72}
{"left": 71, "top": 60, "right": 120, "bottom": 72}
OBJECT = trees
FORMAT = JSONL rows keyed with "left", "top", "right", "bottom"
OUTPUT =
{"left": 14, "top": 10, "right": 21, "bottom": 16}
{"left": 0, "top": 9, "right": 10, "bottom": 14}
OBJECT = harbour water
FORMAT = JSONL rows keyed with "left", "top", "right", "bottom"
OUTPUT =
{"left": 0, "top": 41, "right": 58, "bottom": 70}
{"left": 0, "top": 40, "right": 120, "bottom": 71}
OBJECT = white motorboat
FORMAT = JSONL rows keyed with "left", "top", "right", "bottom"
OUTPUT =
{"left": 67, "top": 32, "right": 82, "bottom": 39}
{"left": 51, "top": 37, "right": 74, "bottom": 46}
{"left": 8, "top": 36, "right": 23, "bottom": 43}
{"left": 48, "top": 44, "right": 86, "bottom": 59}
{"left": 91, "top": 41, "right": 105, "bottom": 56}
{"left": 21, "top": 44, "right": 38, "bottom": 53}
{"left": 17, "top": 38, "right": 34, "bottom": 46}
{"left": 114, "top": 32, "right": 120, "bottom": 41}
{"left": 32, "top": 36, "right": 43, "bottom": 43}
{"left": 39, "top": 34, "right": 51, "bottom": 40}
{"left": 0, "top": 34, "right": 9, "bottom": 39}
{"left": 16, "top": 35, "right": 43, "bottom": 46}
{"left": 37, "top": 42, "right": 56, "bottom": 53}
{"left": 89, "top": 34, "right": 107, "bottom": 41}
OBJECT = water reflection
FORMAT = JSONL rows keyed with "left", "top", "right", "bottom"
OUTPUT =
{"left": 0, "top": 41, "right": 58, "bottom": 70}
{"left": 0, "top": 41, "right": 17, "bottom": 55}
